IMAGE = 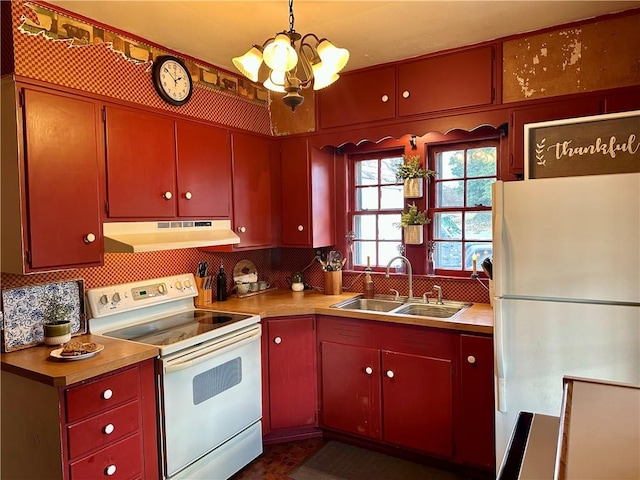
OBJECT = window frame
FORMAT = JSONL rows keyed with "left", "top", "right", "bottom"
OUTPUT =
{"left": 428, "top": 138, "right": 498, "bottom": 276}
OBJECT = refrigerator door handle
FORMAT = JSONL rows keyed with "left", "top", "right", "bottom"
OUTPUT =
{"left": 492, "top": 181, "right": 505, "bottom": 298}
{"left": 494, "top": 299, "right": 507, "bottom": 412}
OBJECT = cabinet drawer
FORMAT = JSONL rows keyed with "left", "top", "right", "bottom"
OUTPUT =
{"left": 67, "top": 400, "right": 140, "bottom": 460}
{"left": 69, "top": 433, "right": 142, "bottom": 480}
{"left": 65, "top": 367, "right": 140, "bottom": 422}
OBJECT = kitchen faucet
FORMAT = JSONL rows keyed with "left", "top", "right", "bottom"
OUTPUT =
{"left": 433, "top": 285, "right": 443, "bottom": 305}
{"left": 385, "top": 255, "right": 413, "bottom": 300}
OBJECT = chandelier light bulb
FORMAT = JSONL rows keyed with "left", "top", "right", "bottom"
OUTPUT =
{"left": 263, "top": 33, "right": 298, "bottom": 72}
{"left": 263, "top": 69, "right": 286, "bottom": 93}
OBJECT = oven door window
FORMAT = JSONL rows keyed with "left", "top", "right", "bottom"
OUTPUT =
{"left": 159, "top": 328, "right": 262, "bottom": 477}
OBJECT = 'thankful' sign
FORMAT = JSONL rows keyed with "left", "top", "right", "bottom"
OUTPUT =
{"left": 525, "top": 110, "right": 640, "bottom": 179}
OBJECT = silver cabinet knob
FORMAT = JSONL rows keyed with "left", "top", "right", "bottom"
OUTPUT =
{"left": 381, "top": 94, "right": 389, "bottom": 103}
{"left": 273, "top": 336, "right": 282, "bottom": 344}
{"left": 163, "top": 191, "right": 173, "bottom": 200}
{"left": 365, "top": 366, "right": 373, "bottom": 375}
{"left": 184, "top": 191, "right": 193, "bottom": 200}
{"left": 102, "top": 389, "right": 113, "bottom": 400}
{"left": 467, "top": 355, "right": 477, "bottom": 364}
{"left": 103, "top": 423, "right": 115, "bottom": 435}
{"left": 238, "top": 226, "right": 246, "bottom": 233}
{"left": 402, "top": 90, "right": 410, "bottom": 99}
{"left": 105, "top": 465, "right": 117, "bottom": 476}
{"left": 84, "top": 233, "right": 96, "bottom": 244}
{"left": 386, "top": 370, "right": 395, "bottom": 378}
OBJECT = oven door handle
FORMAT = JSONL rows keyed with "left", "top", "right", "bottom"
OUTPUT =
{"left": 163, "top": 326, "right": 260, "bottom": 374}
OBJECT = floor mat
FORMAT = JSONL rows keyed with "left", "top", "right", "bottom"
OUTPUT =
{"left": 289, "top": 441, "right": 466, "bottom": 480}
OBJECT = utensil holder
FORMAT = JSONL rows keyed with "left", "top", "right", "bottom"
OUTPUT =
{"left": 195, "top": 277, "right": 212, "bottom": 306}
{"left": 324, "top": 270, "right": 342, "bottom": 295}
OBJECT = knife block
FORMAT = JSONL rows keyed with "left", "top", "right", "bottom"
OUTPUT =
{"left": 195, "top": 277, "right": 212, "bottom": 306}
{"left": 324, "top": 270, "right": 342, "bottom": 295}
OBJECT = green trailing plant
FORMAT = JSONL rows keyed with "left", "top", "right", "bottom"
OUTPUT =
{"left": 42, "top": 293, "right": 71, "bottom": 324}
{"left": 394, "top": 155, "right": 436, "bottom": 181}
{"left": 397, "top": 203, "right": 430, "bottom": 227}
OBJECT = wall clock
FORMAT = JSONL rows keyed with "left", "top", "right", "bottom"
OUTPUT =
{"left": 152, "top": 55, "right": 193, "bottom": 106}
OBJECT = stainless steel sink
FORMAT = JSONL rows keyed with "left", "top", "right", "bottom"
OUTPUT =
{"left": 391, "top": 301, "right": 471, "bottom": 319}
{"left": 330, "top": 297, "right": 404, "bottom": 312}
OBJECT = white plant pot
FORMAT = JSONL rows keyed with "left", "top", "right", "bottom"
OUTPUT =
{"left": 403, "top": 225, "right": 424, "bottom": 245}
{"left": 404, "top": 178, "right": 423, "bottom": 198}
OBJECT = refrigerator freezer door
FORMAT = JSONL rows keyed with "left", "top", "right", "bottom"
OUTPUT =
{"left": 494, "top": 298, "right": 640, "bottom": 469}
{"left": 492, "top": 173, "right": 640, "bottom": 304}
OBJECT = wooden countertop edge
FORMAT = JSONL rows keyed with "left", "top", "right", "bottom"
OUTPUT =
{"left": 203, "top": 290, "right": 494, "bottom": 335}
{"left": 1, "top": 334, "right": 159, "bottom": 387}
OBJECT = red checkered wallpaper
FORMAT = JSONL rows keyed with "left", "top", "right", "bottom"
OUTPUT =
{"left": 8, "top": 1, "right": 271, "bottom": 134}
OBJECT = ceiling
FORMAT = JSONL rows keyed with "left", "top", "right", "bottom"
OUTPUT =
{"left": 47, "top": 1, "right": 639, "bottom": 75}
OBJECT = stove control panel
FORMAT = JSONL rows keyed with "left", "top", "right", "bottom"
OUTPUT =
{"left": 86, "top": 274, "right": 198, "bottom": 318}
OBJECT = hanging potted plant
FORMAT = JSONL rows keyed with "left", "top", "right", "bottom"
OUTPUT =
{"left": 396, "top": 202, "right": 430, "bottom": 245}
{"left": 394, "top": 154, "right": 435, "bottom": 199}
{"left": 41, "top": 293, "right": 72, "bottom": 345}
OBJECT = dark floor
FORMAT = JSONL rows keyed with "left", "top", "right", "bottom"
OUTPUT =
{"left": 230, "top": 437, "right": 328, "bottom": 480}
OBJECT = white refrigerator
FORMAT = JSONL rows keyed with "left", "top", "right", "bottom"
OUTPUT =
{"left": 492, "top": 172, "right": 640, "bottom": 471}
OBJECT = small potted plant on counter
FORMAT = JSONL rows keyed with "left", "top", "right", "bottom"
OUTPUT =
{"left": 397, "top": 202, "right": 430, "bottom": 245}
{"left": 42, "top": 293, "right": 72, "bottom": 345}
{"left": 394, "top": 154, "right": 435, "bottom": 198}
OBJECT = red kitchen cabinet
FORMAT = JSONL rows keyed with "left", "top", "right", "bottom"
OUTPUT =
{"left": 280, "top": 138, "right": 335, "bottom": 247}
{"left": 318, "top": 317, "right": 456, "bottom": 458}
{"left": 318, "top": 66, "right": 396, "bottom": 129}
{"left": 458, "top": 334, "right": 495, "bottom": 470}
{"left": 0, "top": 359, "right": 159, "bottom": 480}
{"left": 104, "top": 105, "right": 177, "bottom": 218}
{"left": 175, "top": 120, "right": 231, "bottom": 218}
{"left": 231, "top": 132, "right": 274, "bottom": 249}
{"left": 398, "top": 46, "right": 495, "bottom": 117}
{"left": 0, "top": 83, "right": 103, "bottom": 273}
{"left": 509, "top": 97, "right": 600, "bottom": 177}
{"left": 263, "top": 316, "right": 318, "bottom": 441}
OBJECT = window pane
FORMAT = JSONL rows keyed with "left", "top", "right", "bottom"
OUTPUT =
{"left": 435, "top": 241, "right": 462, "bottom": 269}
{"left": 380, "top": 185, "right": 404, "bottom": 209}
{"left": 436, "top": 180, "right": 464, "bottom": 207}
{"left": 434, "top": 212, "right": 462, "bottom": 239}
{"left": 379, "top": 242, "right": 402, "bottom": 266}
{"left": 464, "top": 212, "right": 492, "bottom": 240}
{"left": 379, "top": 214, "right": 401, "bottom": 240}
{"left": 436, "top": 150, "right": 464, "bottom": 180}
{"left": 354, "top": 241, "right": 376, "bottom": 266}
{"left": 355, "top": 160, "right": 378, "bottom": 185}
{"left": 466, "top": 178, "right": 494, "bottom": 207}
{"left": 356, "top": 186, "right": 378, "bottom": 210}
{"left": 464, "top": 242, "right": 492, "bottom": 270}
{"left": 467, "top": 147, "right": 497, "bottom": 177}
{"left": 381, "top": 157, "right": 403, "bottom": 184}
{"left": 354, "top": 214, "right": 376, "bottom": 240}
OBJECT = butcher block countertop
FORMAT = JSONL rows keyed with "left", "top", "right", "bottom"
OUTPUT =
{"left": 201, "top": 288, "right": 494, "bottom": 335}
{"left": 1, "top": 334, "right": 159, "bottom": 387}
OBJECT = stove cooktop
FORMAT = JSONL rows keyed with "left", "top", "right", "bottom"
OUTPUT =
{"left": 103, "top": 310, "right": 254, "bottom": 347}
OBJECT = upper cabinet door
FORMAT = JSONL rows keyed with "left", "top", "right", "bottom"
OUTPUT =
{"left": 104, "top": 106, "right": 176, "bottom": 218}
{"left": 318, "top": 66, "right": 396, "bottom": 129}
{"left": 22, "top": 88, "right": 103, "bottom": 270}
{"left": 280, "top": 138, "right": 311, "bottom": 246}
{"left": 231, "top": 132, "right": 273, "bottom": 248}
{"left": 175, "top": 120, "right": 231, "bottom": 218}
{"left": 398, "top": 46, "right": 495, "bottom": 117}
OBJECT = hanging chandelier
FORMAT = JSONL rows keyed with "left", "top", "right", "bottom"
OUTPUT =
{"left": 232, "top": 0, "right": 349, "bottom": 112}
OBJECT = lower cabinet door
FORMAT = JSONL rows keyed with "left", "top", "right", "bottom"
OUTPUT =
{"left": 320, "top": 341, "right": 381, "bottom": 439}
{"left": 267, "top": 317, "right": 317, "bottom": 430}
{"left": 382, "top": 350, "right": 454, "bottom": 457}
{"left": 69, "top": 433, "right": 142, "bottom": 479}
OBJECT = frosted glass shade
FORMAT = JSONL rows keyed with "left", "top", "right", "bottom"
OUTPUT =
{"left": 232, "top": 46, "right": 264, "bottom": 82}
{"left": 263, "top": 70, "right": 286, "bottom": 92}
{"left": 317, "top": 39, "right": 349, "bottom": 73}
{"left": 312, "top": 61, "right": 339, "bottom": 90}
{"left": 263, "top": 33, "right": 298, "bottom": 72}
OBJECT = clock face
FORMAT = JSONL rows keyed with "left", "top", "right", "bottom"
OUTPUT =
{"left": 152, "top": 56, "right": 193, "bottom": 106}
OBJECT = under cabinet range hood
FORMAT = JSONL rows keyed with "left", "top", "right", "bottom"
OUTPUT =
{"left": 103, "top": 220, "right": 240, "bottom": 253}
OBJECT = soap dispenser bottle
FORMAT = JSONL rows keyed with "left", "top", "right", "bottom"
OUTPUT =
{"left": 216, "top": 263, "right": 228, "bottom": 301}
{"left": 363, "top": 256, "right": 374, "bottom": 299}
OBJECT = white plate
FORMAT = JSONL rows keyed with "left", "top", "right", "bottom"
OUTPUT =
{"left": 50, "top": 343, "right": 104, "bottom": 361}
